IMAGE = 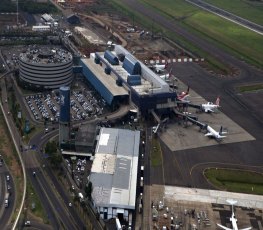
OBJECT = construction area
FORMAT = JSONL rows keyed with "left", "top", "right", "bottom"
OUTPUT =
{"left": 58, "top": 0, "right": 192, "bottom": 64}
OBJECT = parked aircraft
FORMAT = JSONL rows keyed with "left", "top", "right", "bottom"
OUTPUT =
{"left": 151, "top": 62, "right": 168, "bottom": 73}
{"left": 217, "top": 200, "right": 252, "bottom": 230}
{"left": 152, "top": 118, "right": 169, "bottom": 134}
{"left": 177, "top": 86, "right": 190, "bottom": 102}
{"left": 159, "top": 68, "right": 173, "bottom": 81}
{"left": 152, "top": 123, "right": 160, "bottom": 134}
{"left": 201, "top": 97, "right": 220, "bottom": 113}
{"left": 204, "top": 125, "right": 227, "bottom": 140}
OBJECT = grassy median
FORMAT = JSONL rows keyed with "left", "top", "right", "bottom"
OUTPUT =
{"left": 151, "top": 137, "right": 162, "bottom": 167}
{"left": 204, "top": 168, "right": 263, "bottom": 195}
{"left": 25, "top": 179, "right": 49, "bottom": 224}
{"left": 237, "top": 83, "right": 263, "bottom": 93}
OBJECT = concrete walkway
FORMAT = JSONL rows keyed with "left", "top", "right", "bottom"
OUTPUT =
{"left": 165, "top": 186, "right": 263, "bottom": 209}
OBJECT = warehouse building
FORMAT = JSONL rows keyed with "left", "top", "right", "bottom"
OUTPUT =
{"left": 19, "top": 47, "right": 73, "bottom": 90}
{"left": 89, "top": 128, "right": 140, "bottom": 226}
{"left": 79, "top": 45, "right": 177, "bottom": 115}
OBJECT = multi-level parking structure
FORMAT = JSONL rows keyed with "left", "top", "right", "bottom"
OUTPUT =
{"left": 19, "top": 47, "right": 73, "bottom": 90}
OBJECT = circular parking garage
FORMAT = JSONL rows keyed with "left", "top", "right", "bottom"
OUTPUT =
{"left": 18, "top": 47, "right": 73, "bottom": 90}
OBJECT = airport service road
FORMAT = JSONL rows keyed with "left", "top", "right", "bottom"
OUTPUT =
{"left": 164, "top": 186, "right": 263, "bottom": 210}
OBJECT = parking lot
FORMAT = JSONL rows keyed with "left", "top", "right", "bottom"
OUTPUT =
{"left": 25, "top": 82, "right": 108, "bottom": 123}
{"left": 65, "top": 156, "right": 92, "bottom": 190}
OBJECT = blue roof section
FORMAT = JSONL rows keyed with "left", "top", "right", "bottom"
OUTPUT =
{"left": 122, "top": 54, "right": 141, "bottom": 75}
{"left": 104, "top": 50, "right": 119, "bottom": 65}
{"left": 80, "top": 59, "right": 114, "bottom": 105}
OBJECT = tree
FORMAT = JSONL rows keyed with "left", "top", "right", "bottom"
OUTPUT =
{"left": 85, "top": 182, "right": 93, "bottom": 200}
{"left": 45, "top": 141, "right": 62, "bottom": 168}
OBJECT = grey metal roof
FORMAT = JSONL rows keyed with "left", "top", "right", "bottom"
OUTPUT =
{"left": 96, "top": 128, "right": 140, "bottom": 157}
{"left": 90, "top": 128, "right": 140, "bottom": 209}
{"left": 112, "top": 157, "right": 131, "bottom": 189}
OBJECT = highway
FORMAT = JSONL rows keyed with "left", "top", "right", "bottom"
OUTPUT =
{"left": 0, "top": 49, "right": 26, "bottom": 230}
{"left": 0, "top": 164, "right": 15, "bottom": 229}
{"left": 27, "top": 130, "right": 86, "bottom": 230}
{"left": 186, "top": 0, "right": 263, "bottom": 35}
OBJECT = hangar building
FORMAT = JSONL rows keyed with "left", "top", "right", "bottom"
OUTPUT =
{"left": 89, "top": 128, "right": 140, "bottom": 226}
{"left": 79, "top": 45, "right": 177, "bottom": 115}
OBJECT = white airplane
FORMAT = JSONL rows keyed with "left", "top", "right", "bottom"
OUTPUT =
{"left": 204, "top": 125, "right": 227, "bottom": 140}
{"left": 151, "top": 62, "right": 168, "bottom": 73}
{"left": 152, "top": 118, "right": 168, "bottom": 134}
{"left": 201, "top": 96, "right": 220, "bottom": 113}
{"left": 159, "top": 68, "right": 172, "bottom": 81}
{"left": 152, "top": 123, "right": 160, "bottom": 134}
{"left": 177, "top": 86, "right": 190, "bottom": 102}
{"left": 217, "top": 200, "right": 252, "bottom": 230}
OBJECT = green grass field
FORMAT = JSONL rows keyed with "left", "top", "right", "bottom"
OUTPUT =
{"left": 139, "top": 0, "right": 263, "bottom": 68}
{"left": 26, "top": 180, "right": 49, "bottom": 223}
{"left": 203, "top": 0, "right": 263, "bottom": 25}
{"left": 238, "top": 83, "right": 263, "bottom": 93}
{"left": 204, "top": 168, "right": 263, "bottom": 195}
{"left": 151, "top": 137, "right": 162, "bottom": 167}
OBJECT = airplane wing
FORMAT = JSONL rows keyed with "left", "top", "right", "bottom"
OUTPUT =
{"left": 204, "top": 108, "right": 214, "bottom": 113}
{"left": 155, "top": 68, "right": 164, "bottom": 73}
{"left": 216, "top": 223, "right": 232, "bottom": 230}
{"left": 204, "top": 132, "right": 213, "bottom": 137}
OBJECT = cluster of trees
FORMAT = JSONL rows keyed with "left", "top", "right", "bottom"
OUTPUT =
{"left": 45, "top": 140, "right": 62, "bottom": 167}
{"left": 0, "top": 0, "right": 16, "bottom": 13}
{"left": 19, "top": 0, "right": 59, "bottom": 14}
{"left": 0, "top": 0, "right": 59, "bottom": 14}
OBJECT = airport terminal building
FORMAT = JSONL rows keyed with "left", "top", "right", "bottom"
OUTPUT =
{"left": 79, "top": 45, "right": 177, "bottom": 115}
{"left": 89, "top": 128, "right": 140, "bottom": 226}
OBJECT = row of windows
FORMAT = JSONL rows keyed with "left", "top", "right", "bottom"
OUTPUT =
{"left": 20, "top": 68, "right": 72, "bottom": 79}
{"left": 20, "top": 77, "right": 72, "bottom": 87}
{"left": 20, "top": 73, "right": 72, "bottom": 84}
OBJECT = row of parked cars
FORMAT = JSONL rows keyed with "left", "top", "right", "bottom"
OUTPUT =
{"left": 25, "top": 87, "right": 107, "bottom": 122}
{"left": 44, "top": 94, "right": 60, "bottom": 122}
{"left": 65, "top": 157, "right": 88, "bottom": 188}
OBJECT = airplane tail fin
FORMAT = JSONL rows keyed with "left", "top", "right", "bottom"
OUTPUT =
{"left": 226, "top": 199, "right": 237, "bottom": 214}
{"left": 215, "top": 96, "right": 220, "bottom": 106}
{"left": 186, "top": 86, "right": 190, "bottom": 95}
{"left": 226, "top": 199, "right": 237, "bottom": 206}
{"left": 219, "top": 126, "right": 223, "bottom": 135}
{"left": 219, "top": 126, "right": 228, "bottom": 135}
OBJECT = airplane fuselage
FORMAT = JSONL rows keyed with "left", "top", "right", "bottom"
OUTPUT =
{"left": 230, "top": 215, "right": 238, "bottom": 230}
{"left": 205, "top": 125, "right": 226, "bottom": 139}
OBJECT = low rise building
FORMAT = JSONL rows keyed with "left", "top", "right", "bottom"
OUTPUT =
{"left": 89, "top": 128, "right": 140, "bottom": 226}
